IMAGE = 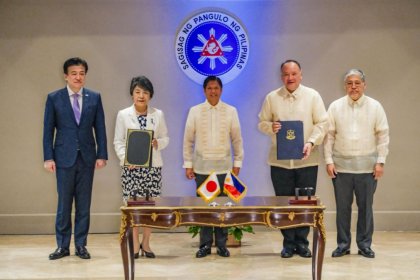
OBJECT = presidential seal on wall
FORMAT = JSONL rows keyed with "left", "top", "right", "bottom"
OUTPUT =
{"left": 175, "top": 9, "right": 250, "bottom": 84}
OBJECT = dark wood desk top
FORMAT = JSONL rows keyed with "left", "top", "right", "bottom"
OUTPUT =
{"left": 120, "top": 196, "right": 326, "bottom": 233}
{"left": 121, "top": 196, "right": 326, "bottom": 210}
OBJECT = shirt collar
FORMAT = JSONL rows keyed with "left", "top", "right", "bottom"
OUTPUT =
{"left": 67, "top": 85, "right": 83, "bottom": 97}
{"left": 130, "top": 104, "right": 149, "bottom": 116}
{"left": 204, "top": 100, "right": 222, "bottom": 110}
{"left": 278, "top": 85, "right": 301, "bottom": 100}
{"left": 347, "top": 94, "right": 366, "bottom": 106}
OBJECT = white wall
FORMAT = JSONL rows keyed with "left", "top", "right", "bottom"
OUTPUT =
{"left": 0, "top": 0, "right": 419, "bottom": 233}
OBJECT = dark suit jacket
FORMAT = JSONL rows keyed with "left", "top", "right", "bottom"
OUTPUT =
{"left": 43, "top": 87, "right": 108, "bottom": 168}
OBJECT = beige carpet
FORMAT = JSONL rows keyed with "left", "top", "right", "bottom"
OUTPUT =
{"left": 0, "top": 231, "right": 419, "bottom": 279}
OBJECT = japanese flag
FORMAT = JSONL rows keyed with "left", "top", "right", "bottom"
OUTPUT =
{"left": 197, "top": 172, "right": 221, "bottom": 203}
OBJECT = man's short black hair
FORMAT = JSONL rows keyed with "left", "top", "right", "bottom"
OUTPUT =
{"left": 63, "top": 57, "right": 88, "bottom": 74}
{"left": 280, "top": 59, "right": 301, "bottom": 71}
{"left": 203, "top": 76, "right": 223, "bottom": 89}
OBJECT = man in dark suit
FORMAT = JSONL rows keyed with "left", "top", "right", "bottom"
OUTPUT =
{"left": 43, "top": 57, "right": 107, "bottom": 260}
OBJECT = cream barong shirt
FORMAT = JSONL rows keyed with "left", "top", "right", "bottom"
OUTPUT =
{"left": 258, "top": 85, "right": 328, "bottom": 169}
{"left": 183, "top": 100, "right": 244, "bottom": 175}
{"left": 324, "top": 95, "right": 389, "bottom": 173}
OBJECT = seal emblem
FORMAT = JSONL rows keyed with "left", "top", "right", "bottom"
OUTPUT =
{"left": 175, "top": 9, "right": 250, "bottom": 84}
{"left": 286, "top": 130, "right": 296, "bottom": 140}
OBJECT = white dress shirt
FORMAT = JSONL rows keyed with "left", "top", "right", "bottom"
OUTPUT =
{"left": 183, "top": 100, "right": 244, "bottom": 175}
{"left": 67, "top": 85, "right": 83, "bottom": 112}
{"left": 324, "top": 95, "right": 389, "bottom": 173}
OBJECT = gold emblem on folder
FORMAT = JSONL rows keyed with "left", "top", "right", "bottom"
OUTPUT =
{"left": 286, "top": 129, "right": 296, "bottom": 140}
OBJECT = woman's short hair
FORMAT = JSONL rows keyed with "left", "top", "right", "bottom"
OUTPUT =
{"left": 130, "top": 76, "right": 154, "bottom": 98}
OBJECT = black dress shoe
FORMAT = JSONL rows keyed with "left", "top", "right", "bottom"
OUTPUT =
{"left": 358, "top": 247, "right": 375, "bottom": 258}
{"left": 280, "top": 248, "right": 294, "bottom": 258}
{"left": 216, "top": 246, "right": 230, "bottom": 257}
{"left": 140, "top": 243, "right": 155, "bottom": 258}
{"left": 134, "top": 244, "right": 140, "bottom": 259}
{"left": 295, "top": 246, "right": 312, "bottom": 258}
{"left": 49, "top": 247, "right": 70, "bottom": 260}
{"left": 332, "top": 247, "right": 350, "bottom": 257}
{"left": 196, "top": 245, "right": 211, "bottom": 258}
{"left": 75, "top": 246, "right": 91, "bottom": 259}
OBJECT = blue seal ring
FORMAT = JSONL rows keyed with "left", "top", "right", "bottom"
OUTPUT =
{"left": 185, "top": 22, "right": 239, "bottom": 76}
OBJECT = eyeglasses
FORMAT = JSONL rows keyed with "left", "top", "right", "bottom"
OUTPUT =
{"left": 346, "top": 81, "right": 363, "bottom": 87}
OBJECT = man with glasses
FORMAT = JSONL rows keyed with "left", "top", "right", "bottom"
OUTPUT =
{"left": 324, "top": 69, "right": 389, "bottom": 259}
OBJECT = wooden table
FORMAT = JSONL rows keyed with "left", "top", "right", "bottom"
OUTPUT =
{"left": 119, "top": 196, "right": 326, "bottom": 280}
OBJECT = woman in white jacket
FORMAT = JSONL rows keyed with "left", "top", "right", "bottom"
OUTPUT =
{"left": 114, "top": 76, "right": 169, "bottom": 258}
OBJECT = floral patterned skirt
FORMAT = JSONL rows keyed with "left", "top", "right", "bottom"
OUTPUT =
{"left": 121, "top": 166, "right": 162, "bottom": 201}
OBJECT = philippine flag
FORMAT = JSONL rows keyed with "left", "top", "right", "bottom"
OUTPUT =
{"left": 197, "top": 172, "right": 221, "bottom": 203}
{"left": 223, "top": 171, "right": 247, "bottom": 203}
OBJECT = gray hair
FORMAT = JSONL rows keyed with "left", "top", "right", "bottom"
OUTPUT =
{"left": 344, "top": 69, "right": 365, "bottom": 82}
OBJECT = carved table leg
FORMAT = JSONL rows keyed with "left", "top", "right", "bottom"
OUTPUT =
{"left": 312, "top": 212, "right": 326, "bottom": 280}
{"left": 128, "top": 226, "right": 134, "bottom": 280}
{"left": 120, "top": 213, "right": 134, "bottom": 280}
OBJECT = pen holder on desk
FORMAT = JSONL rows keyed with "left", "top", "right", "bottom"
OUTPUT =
{"left": 288, "top": 187, "right": 317, "bottom": 205}
{"left": 288, "top": 196, "right": 318, "bottom": 205}
{"left": 127, "top": 197, "right": 156, "bottom": 206}
{"left": 126, "top": 190, "right": 155, "bottom": 206}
